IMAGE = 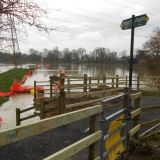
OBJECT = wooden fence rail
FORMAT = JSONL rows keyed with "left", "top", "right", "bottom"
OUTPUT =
{"left": 34, "top": 74, "right": 160, "bottom": 99}
{"left": 44, "top": 131, "right": 102, "bottom": 160}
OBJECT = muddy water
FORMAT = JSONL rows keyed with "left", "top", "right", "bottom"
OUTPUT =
{"left": 0, "top": 64, "right": 135, "bottom": 131}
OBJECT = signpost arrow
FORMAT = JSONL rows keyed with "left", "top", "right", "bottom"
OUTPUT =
{"left": 120, "top": 14, "right": 149, "bottom": 30}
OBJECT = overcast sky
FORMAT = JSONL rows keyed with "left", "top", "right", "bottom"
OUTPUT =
{"left": 19, "top": 0, "right": 160, "bottom": 55}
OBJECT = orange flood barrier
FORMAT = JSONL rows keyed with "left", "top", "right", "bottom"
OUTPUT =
{"left": 0, "top": 70, "right": 43, "bottom": 97}
{"left": 0, "top": 82, "right": 43, "bottom": 97}
{"left": 0, "top": 91, "right": 14, "bottom": 97}
{"left": 10, "top": 81, "right": 44, "bottom": 93}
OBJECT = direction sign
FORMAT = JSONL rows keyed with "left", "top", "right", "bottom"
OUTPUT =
{"left": 120, "top": 14, "right": 149, "bottom": 30}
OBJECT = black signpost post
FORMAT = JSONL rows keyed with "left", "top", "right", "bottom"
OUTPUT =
{"left": 121, "top": 14, "right": 149, "bottom": 88}
{"left": 129, "top": 15, "right": 135, "bottom": 88}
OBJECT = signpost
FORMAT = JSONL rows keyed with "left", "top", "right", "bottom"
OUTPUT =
{"left": 120, "top": 14, "right": 149, "bottom": 158}
{"left": 120, "top": 14, "right": 149, "bottom": 88}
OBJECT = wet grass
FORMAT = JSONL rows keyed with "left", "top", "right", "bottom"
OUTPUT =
{"left": 128, "top": 132, "right": 160, "bottom": 160}
{"left": 0, "top": 68, "right": 28, "bottom": 106}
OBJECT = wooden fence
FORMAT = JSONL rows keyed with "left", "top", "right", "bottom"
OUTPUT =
{"left": 1, "top": 89, "right": 160, "bottom": 160}
{"left": 34, "top": 74, "right": 160, "bottom": 99}
{"left": 16, "top": 101, "right": 45, "bottom": 126}
{"left": 32, "top": 73, "right": 160, "bottom": 119}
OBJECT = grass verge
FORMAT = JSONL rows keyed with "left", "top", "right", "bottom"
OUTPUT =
{"left": 0, "top": 68, "right": 29, "bottom": 106}
{"left": 128, "top": 132, "right": 160, "bottom": 160}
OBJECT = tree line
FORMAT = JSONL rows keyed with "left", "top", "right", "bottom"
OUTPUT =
{"left": 0, "top": 47, "right": 130, "bottom": 64}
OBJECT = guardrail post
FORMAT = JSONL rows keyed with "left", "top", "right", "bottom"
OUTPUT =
{"left": 137, "top": 75, "right": 140, "bottom": 91}
{"left": 50, "top": 79, "right": 53, "bottom": 98}
{"left": 59, "top": 73, "right": 65, "bottom": 114}
{"left": 16, "top": 108, "right": 21, "bottom": 126}
{"left": 89, "top": 77, "right": 91, "bottom": 92}
{"left": 40, "top": 99, "right": 45, "bottom": 119}
{"left": 34, "top": 81, "right": 36, "bottom": 99}
{"left": 89, "top": 113, "right": 100, "bottom": 160}
{"left": 133, "top": 97, "right": 141, "bottom": 138}
{"left": 83, "top": 74, "right": 88, "bottom": 92}
{"left": 116, "top": 75, "right": 119, "bottom": 88}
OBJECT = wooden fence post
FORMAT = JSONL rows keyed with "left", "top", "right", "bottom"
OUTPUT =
{"left": 34, "top": 81, "right": 36, "bottom": 99}
{"left": 40, "top": 99, "right": 45, "bottom": 119}
{"left": 112, "top": 77, "right": 114, "bottom": 88}
{"left": 89, "top": 77, "right": 91, "bottom": 92}
{"left": 116, "top": 75, "right": 119, "bottom": 88}
{"left": 157, "top": 77, "right": 160, "bottom": 89}
{"left": 137, "top": 75, "right": 140, "bottom": 91}
{"left": 126, "top": 75, "right": 128, "bottom": 87}
{"left": 16, "top": 108, "right": 20, "bottom": 126}
{"left": 59, "top": 73, "right": 66, "bottom": 114}
{"left": 97, "top": 75, "right": 100, "bottom": 87}
{"left": 67, "top": 78, "right": 70, "bottom": 93}
{"left": 103, "top": 75, "right": 106, "bottom": 88}
{"left": 89, "top": 114, "right": 100, "bottom": 160}
{"left": 83, "top": 74, "right": 88, "bottom": 92}
{"left": 133, "top": 97, "right": 141, "bottom": 138}
{"left": 50, "top": 79, "right": 53, "bottom": 98}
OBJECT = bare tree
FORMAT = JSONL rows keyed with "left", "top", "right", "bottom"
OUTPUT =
{"left": 0, "top": 0, "right": 54, "bottom": 52}
{"left": 143, "top": 27, "right": 160, "bottom": 58}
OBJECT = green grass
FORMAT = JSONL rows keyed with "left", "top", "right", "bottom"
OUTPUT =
{"left": 0, "top": 68, "right": 29, "bottom": 106}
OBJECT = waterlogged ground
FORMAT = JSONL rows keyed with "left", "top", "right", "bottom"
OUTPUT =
{"left": 0, "top": 94, "right": 38, "bottom": 130}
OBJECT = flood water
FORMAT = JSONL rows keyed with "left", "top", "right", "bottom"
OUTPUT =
{"left": 0, "top": 63, "right": 139, "bottom": 131}
{"left": 0, "top": 64, "right": 14, "bottom": 73}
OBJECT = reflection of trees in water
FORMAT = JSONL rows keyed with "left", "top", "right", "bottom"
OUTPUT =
{"left": 47, "top": 63, "right": 132, "bottom": 77}
{"left": 48, "top": 62, "right": 158, "bottom": 77}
